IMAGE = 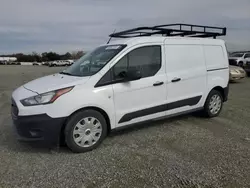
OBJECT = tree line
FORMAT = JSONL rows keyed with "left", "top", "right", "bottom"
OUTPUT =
{"left": 0, "top": 51, "right": 85, "bottom": 62}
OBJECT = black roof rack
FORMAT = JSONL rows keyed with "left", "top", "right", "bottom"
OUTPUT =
{"left": 110, "top": 23, "right": 227, "bottom": 39}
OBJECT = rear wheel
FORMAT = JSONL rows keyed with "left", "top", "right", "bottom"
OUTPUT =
{"left": 64, "top": 109, "right": 107, "bottom": 153}
{"left": 203, "top": 90, "right": 223, "bottom": 118}
{"left": 238, "top": 61, "right": 243, "bottom": 67}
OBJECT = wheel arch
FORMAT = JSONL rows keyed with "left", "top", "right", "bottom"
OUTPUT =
{"left": 210, "top": 86, "right": 226, "bottom": 101}
{"left": 238, "top": 61, "right": 244, "bottom": 66}
{"left": 60, "top": 106, "right": 111, "bottom": 144}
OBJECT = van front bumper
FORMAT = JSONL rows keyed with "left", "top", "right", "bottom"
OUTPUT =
{"left": 11, "top": 113, "right": 66, "bottom": 146}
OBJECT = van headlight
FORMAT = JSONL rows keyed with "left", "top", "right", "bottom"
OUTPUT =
{"left": 20, "top": 87, "right": 74, "bottom": 106}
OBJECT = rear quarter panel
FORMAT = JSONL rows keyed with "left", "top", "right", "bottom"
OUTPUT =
{"left": 203, "top": 42, "right": 229, "bottom": 96}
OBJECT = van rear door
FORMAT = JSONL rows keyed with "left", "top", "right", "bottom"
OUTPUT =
{"left": 164, "top": 42, "right": 207, "bottom": 115}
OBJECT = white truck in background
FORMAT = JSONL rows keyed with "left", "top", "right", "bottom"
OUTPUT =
{"left": 48, "top": 60, "right": 74, "bottom": 67}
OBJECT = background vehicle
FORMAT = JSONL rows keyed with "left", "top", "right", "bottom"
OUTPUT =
{"left": 48, "top": 60, "right": 73, "bottom": 67}
{"left": 0, "top": 60, "right": 7, "bottom": 65}
{"left": 0, "top": 57, "right": 17, "bottom": 64}
{"left": 229, "top": 65, "right": 246, "bottom": 82}
{"left": 6, "top": 61, "right": 20, "bottom": 65}
{"left": 48, "top": 61, "right": 58, "bottom": 67}
{"left": 66, "top": 60, "right": 74, "bottom": 66}
{"left": 229, "top": 51, "right": 250, "bottom": 67}
{"left": 33, "top": 62, "right": 41, "bottom": 66}
{"left": 243, "top": 57, "right": 250, "bottom": 76}
{"left": 11, "top": 24, "right": 229, "bottom": 153}
{"left": 42, "top": 62, "right": 49, "bottom": 66}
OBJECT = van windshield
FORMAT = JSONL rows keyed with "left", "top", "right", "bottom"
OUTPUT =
{"left": 230, "top": 53, "right": 244, "bottom": 58}
{"left": 61, "top": 45, "right": 126, "bottom": 77}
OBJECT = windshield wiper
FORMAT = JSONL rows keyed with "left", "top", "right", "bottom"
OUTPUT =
{"left": 59, "top": 71, "right": 74, "bottom": 76}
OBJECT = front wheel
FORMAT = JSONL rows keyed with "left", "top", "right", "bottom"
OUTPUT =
{"left": 64, "top": 109, "right": 107, "bottom": 153}
{"left": 203, "top": 90, "right": 223, "bottom": 118}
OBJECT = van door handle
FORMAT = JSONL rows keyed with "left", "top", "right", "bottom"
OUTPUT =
{"left": 171, "top": 78, "right": 181, "bottom": 82}
{"left": 153, "top": 81, "right": 164, "bottom": 86}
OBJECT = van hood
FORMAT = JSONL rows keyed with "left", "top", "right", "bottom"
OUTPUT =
{"left": 24, "top": 73, "right": 90, "bottom": 94}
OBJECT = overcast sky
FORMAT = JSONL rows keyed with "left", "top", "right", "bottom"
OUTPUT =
{"left": 0, "top": 0, "right": 250, "bottom": 54}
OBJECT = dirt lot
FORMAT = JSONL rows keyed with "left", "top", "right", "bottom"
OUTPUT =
{"left": 0, "top": 65, "right": 249, "bottom": 188}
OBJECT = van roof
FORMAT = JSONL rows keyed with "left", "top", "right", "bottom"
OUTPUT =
{"left": 108, "top": 36, "right": 225, "bottom": 46}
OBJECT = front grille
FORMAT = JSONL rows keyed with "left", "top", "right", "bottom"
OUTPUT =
{"left": 229, "top": 59, "right": 237, "bottom": 66}
{"left": 11, "top": 98, "right": 18, "bottom": 117}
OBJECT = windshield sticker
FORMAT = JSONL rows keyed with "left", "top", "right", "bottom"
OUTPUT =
{"left": 105, "top": 45, "right": 122, "bottom": 50}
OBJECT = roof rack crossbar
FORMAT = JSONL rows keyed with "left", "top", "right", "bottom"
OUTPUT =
{"left": 153, "top": 23, "right": 225, "bottom": 30}
{"left": 110, "top": 23, "right": 226, "bottom": 39}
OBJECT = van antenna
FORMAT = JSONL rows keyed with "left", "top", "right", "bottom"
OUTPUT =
{"left": 107, "top": 29, "right": 116, "bottom": 44}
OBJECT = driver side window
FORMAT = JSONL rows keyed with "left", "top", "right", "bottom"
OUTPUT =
{"left": 113, "top": 45, "right": 161, "bottom": 80}
{"left": 113, "top": 55, "right": 128, "bottom": 79}
{"left": 95, "top": 45, "right": 162, "bottom": 87}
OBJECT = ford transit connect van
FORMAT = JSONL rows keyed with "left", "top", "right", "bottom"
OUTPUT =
{"left": 11, "top": 24, "right": 229, "bottom": 153}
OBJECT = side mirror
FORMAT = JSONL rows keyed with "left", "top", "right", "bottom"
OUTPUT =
{"left": 118, "top": 69, "right": 142, "bottom": 82}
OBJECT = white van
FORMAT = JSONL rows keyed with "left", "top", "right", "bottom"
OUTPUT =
{"left": 11, "top": 24, "right": 229, "bottom": 153}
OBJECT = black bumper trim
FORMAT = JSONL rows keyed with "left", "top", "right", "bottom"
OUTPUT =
{"left": 118, "top": 96, "right": 202, "bottom": 123}
{"left": 207, "top": 67, "right": 229, "bottom": 72}
{"left": 12, "top": 113, "right": 66, "bottom": 146}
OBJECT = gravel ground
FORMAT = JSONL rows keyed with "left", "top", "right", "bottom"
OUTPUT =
{"left": 0, "top": 65, "right": 249, "bottom": 188}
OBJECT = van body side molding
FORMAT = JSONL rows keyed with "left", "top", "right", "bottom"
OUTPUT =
{"left": 207, "top": 67, "right": 229, "bottom": 72}
{"left": 118, "top": 96, "right": 202, "bottom": 123}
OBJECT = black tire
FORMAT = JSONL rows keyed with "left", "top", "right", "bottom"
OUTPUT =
{"left": 247, "top": 72, "right": 250, "bottom": 77}
{"left": 203, "top": 90, "right": 223, "bottom": 118}
{"left": 238, "top": 62, "right": 243, "bottom": 67}
{"left": 64, "top": 109, "right": 107, "bottom": 153}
